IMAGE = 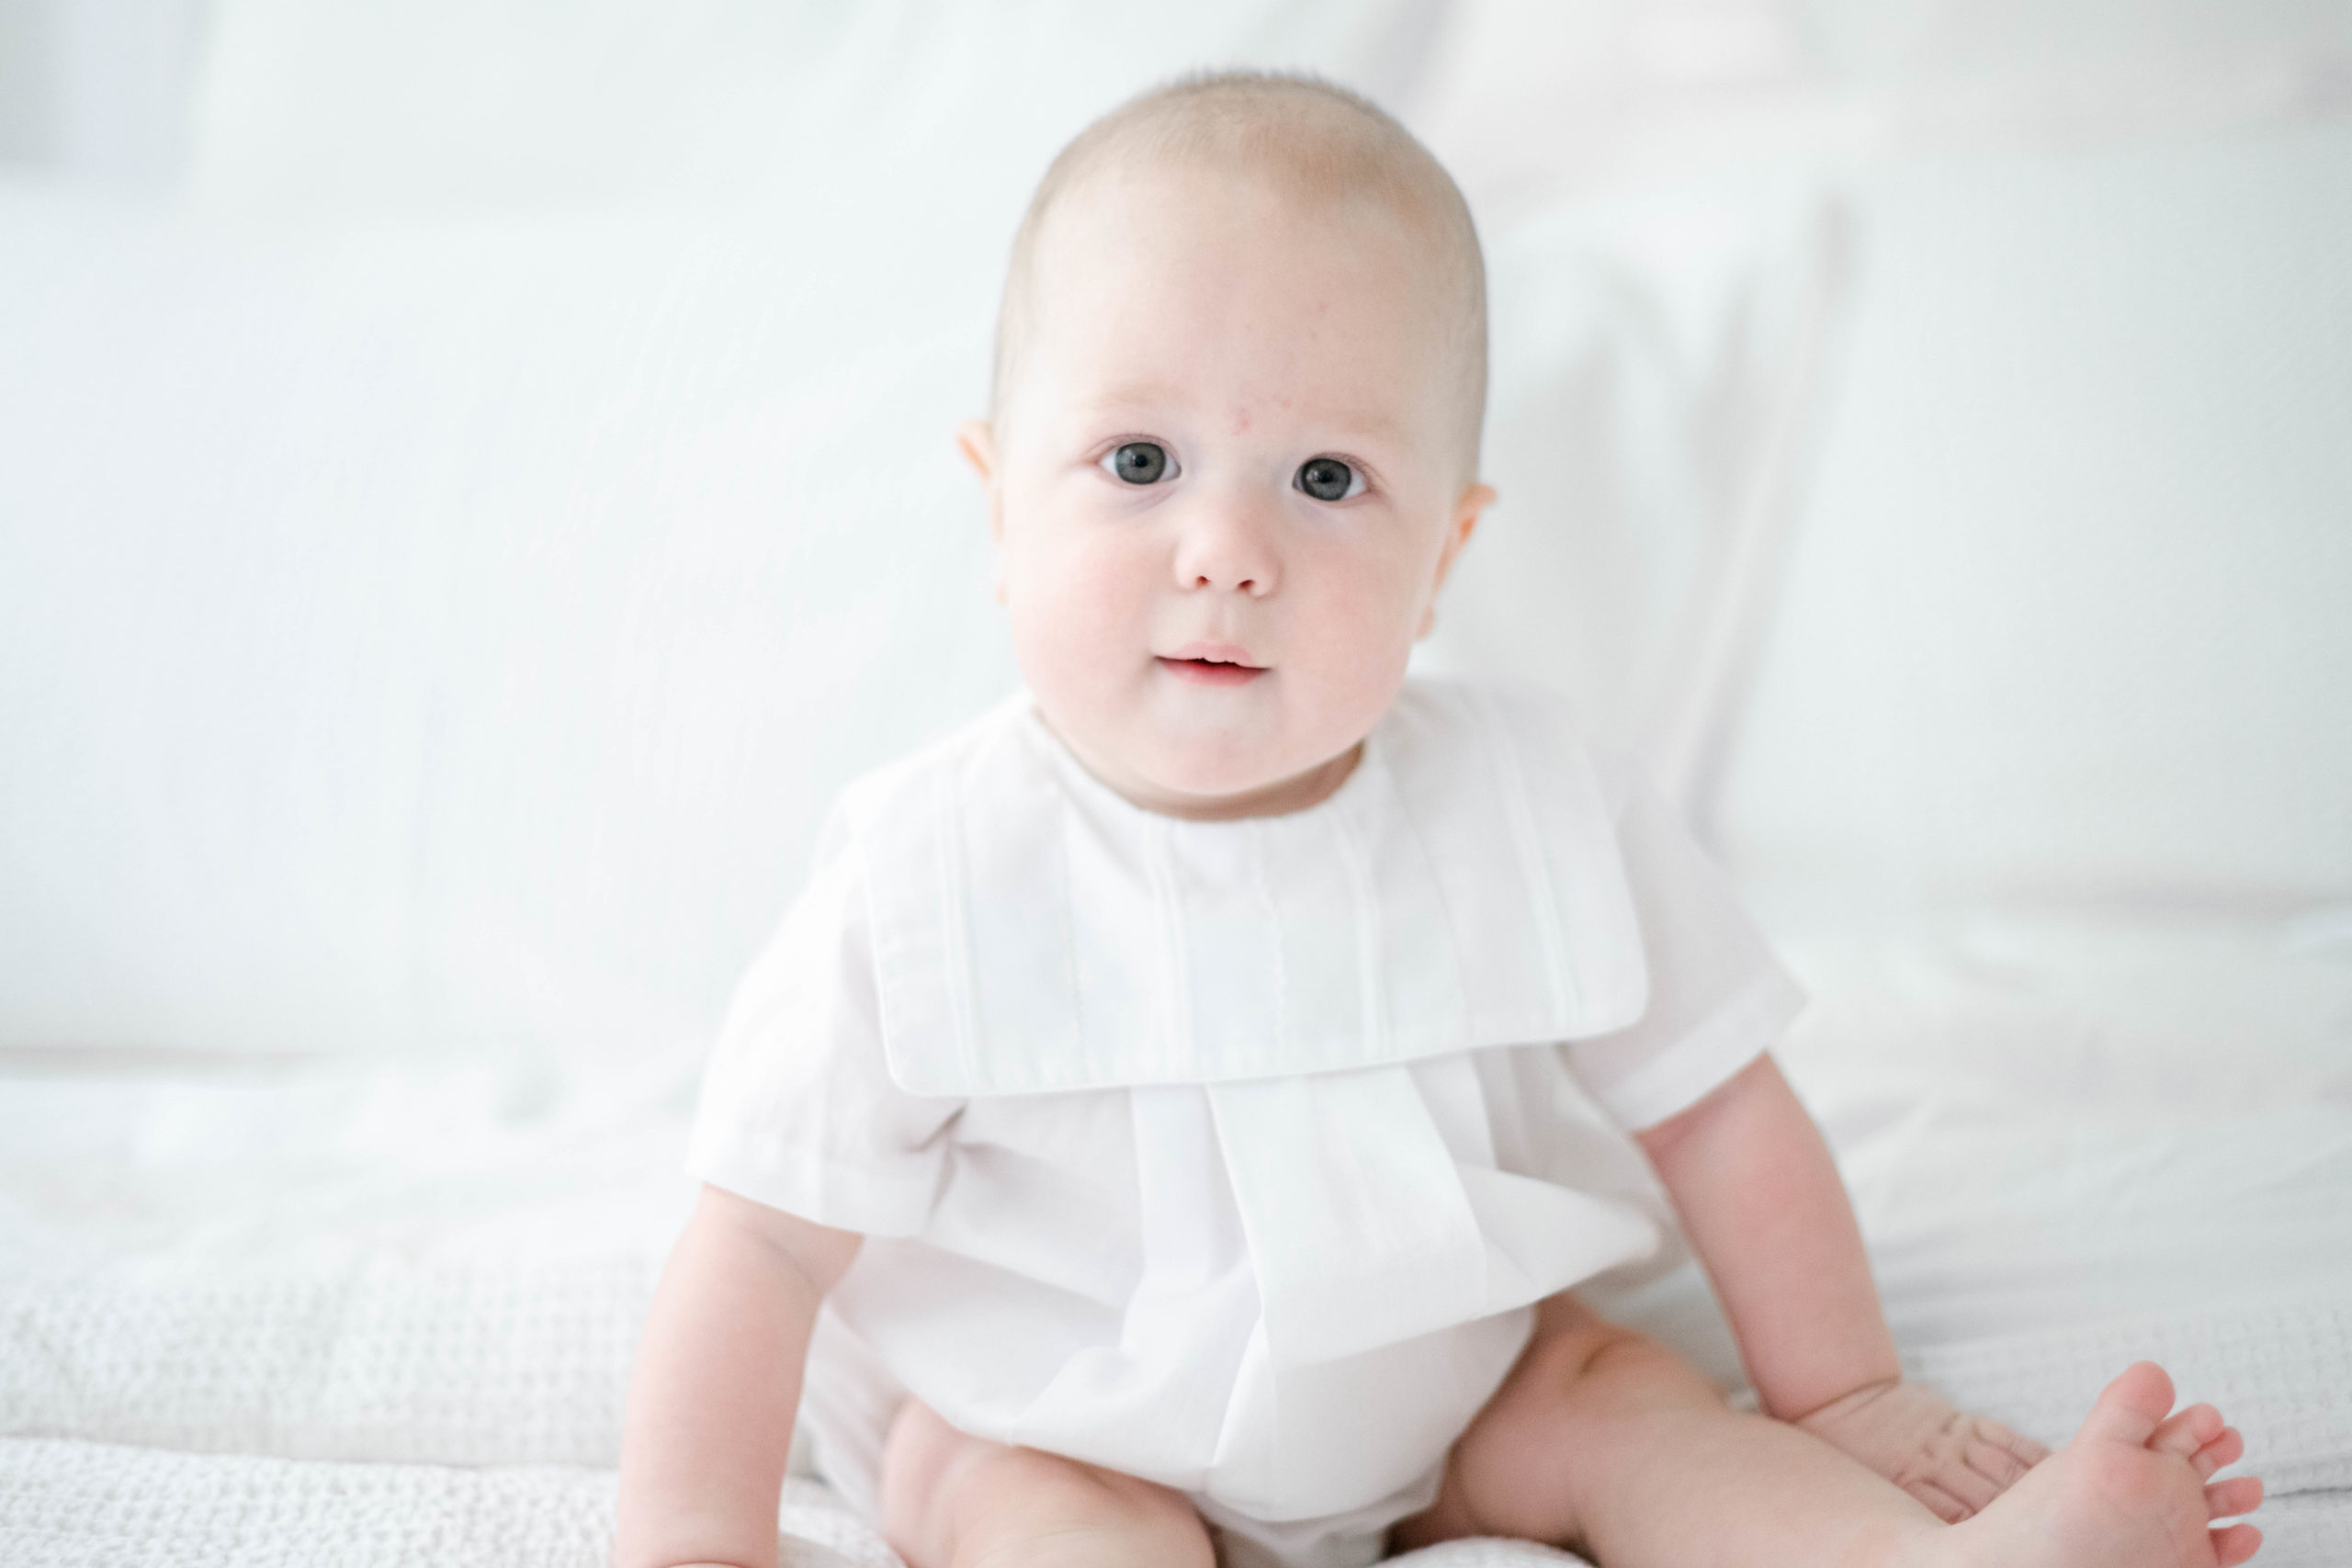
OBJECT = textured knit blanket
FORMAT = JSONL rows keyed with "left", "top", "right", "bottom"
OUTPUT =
{"left": 3, "top": 1260, "right": 2346, "bottom": 1567}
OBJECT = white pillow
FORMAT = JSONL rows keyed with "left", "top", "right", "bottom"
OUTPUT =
{"left": 1405, "top": 0, "right": 2352, "bottom": 214}
{"left": 1418, "top": 173, "right": 1848, "bottom": 809}
{"left": 1713, "top": 118, "right": 2352, "bottom": 905}
{"left": 0, "top": 192, "right": 1013, "bottom": 1056}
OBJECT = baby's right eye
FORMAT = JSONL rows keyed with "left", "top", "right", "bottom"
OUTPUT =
{"left": 1102, "top": 442, "right": 1173, "bottom": 485}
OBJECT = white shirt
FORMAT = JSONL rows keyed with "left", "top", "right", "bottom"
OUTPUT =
{"left": 689, "top": 677, "right": 1803, "bottom": 1531}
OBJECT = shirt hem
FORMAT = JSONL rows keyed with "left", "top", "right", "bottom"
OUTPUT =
{"left": 1584, "top": 969, "right": 1808, "bottom": 1130}
{"left": 686, "top": 1134, "right": 938, "bottom": 1237}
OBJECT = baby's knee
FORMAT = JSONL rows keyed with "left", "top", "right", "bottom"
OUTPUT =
{"left": 1522, "top": 1312, "right": 1726, "bottom": 1426}
{"left": 1002, "top": 1450, "right": 1199, "bottom": 1533}
{"left": 882, "top": 1400, "right": 1209, "bottom": 1568}
{"left": 1403, "top": 1308, "right": 1734, "bottom": 1551}
{"left": 966, "top": 1455, "right": 1213, "bottom": 1568}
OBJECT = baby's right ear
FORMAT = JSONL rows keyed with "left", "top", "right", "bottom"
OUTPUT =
{"left": 957, "top": 421, "right": 1008, "bottom": 601}
{"left": 956, "top": 420, "right": 998, "bottom": 490}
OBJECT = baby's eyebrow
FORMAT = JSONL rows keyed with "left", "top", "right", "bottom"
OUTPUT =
{"left": 1317, "top": 408, "right": 1414, "bottom": 451}
{"left": 1069, "top": 388, "right": 1418, "bottom": 452}
{"left": 1067, "top": 384, "right": 1190, "bottom": 422}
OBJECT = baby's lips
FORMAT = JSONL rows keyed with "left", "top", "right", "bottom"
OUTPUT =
{"left": 1157, "top": 646, "right": 1269, "bottom": 685}
{"left": 1161, "top": 639, "right": 1262, "bottom": 669}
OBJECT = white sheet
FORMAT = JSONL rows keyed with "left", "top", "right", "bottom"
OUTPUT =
{"left": 4, "top": 910, "right": 2346, "bottom": 1562}
{"left": 5, "top": 1430, "right": 2339, "bottom": 1568}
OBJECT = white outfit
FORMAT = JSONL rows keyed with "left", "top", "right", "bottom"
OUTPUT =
{"left": 689, "top": 678, "right": 1803, "bottom": 1568}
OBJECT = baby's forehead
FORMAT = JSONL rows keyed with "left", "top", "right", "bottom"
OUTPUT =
{"left": 1023, "top": 168, "right": 1462, "bottom": 403}
{"left": 1039, "top": 153, "right": 1474, "bottom": 344}
{"left": 992, "top": 75, "right": 1488, "bottom": 466}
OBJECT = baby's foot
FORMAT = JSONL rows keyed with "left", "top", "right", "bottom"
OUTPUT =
{"left": 1919, "top": 1362, "right": 2261, "bottom": 1568}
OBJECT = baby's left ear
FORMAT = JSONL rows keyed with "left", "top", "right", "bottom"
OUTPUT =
{"left": 1419, "top": 483, "right": 1493, "bottom": 637}
{"left": 1453, "top": 482, "right": 1494, "bottom": 540}
{"left": 1434, "top": 481, "right": 1493, "bottom": 581}
{"left": 1418, "top": 484, "right": 1493, "bottom": 638}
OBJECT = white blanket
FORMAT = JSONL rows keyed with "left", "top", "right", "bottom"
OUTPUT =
{"left": 5, "top": 910, "right": 2348, "bottom": 1563}
{"left": 4, "top": 1295, "right": 2346, "bottom": 1565}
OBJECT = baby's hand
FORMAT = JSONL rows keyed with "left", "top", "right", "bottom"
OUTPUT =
{"left": 1796, "top": 1379, "right": 2051, "bottom": 1521}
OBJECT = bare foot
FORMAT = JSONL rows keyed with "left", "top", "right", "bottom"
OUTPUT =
{"left": 1921, "top": 1362, "right": 2262, "bottom": 1568}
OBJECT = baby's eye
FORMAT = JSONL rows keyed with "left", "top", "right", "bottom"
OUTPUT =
{"left": 1103, "top": 442, "right": 1173, "bottom": 485}
{"left": 1295, "top": 457, "right": 1363, "bottom": 502}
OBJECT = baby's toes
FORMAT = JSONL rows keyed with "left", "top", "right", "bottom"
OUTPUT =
{"left": 2192, "top": 1426, "right": 2246, "bottom": 1482}
{"left": 2081, "top": 1361, "right": 2176, "bottom": 1446}
{"left": 2206, "top": 1475, "right": 2263, "bottom": 1519}
{"left": 2149, "top": 1402, "right": 2224, "bottom": 1460}
{"left": 2211, "top": 1521, "right": 2264, "bottom": 1567}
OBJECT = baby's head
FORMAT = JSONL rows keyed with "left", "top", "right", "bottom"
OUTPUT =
{"left": 962, "top": 72, "right": 1493, "bottom": 819}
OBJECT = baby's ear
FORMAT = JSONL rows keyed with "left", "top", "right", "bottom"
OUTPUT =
{"left": 957, "top": 421, "right": 1008, "bottom": 602}
{"left": 1450, "top": 481, "right": 1495, "bottom": 558}
{"left": 1419, "top": 481, "right": 1494, "bottom": 637}
{"left": 956, "top": 420, "right": 998, "bottom": 488}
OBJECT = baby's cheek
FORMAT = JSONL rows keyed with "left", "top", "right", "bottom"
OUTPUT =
{"left": 1009, "top": 544, "right": 1145, "bottom": 694}
{"left": 1311, "top": 640, "right": 1414, "bottom": 755}
{"left": 1290, "top": 569, "right": 1418, "bottom": 705}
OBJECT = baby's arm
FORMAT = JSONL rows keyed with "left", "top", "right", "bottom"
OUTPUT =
{"left": 1635, "top": 1054, "right": 2049, "bottom": 1520}
{"left": 615, "top": 1185, "right": 861, "bottom": 1568}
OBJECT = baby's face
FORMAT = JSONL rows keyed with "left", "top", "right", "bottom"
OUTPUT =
{"left": 967, "top": 165, "right": 1490, "bottom": 819}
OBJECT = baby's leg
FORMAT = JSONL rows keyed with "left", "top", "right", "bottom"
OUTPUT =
{"left": 1394, "top": 1292, "right": 1946, "bottom": 1564}
{"left": 1394, "top": 1293, "right": 2261, "bottom": 1568}
{"left": 876, "top": 1398, "right": 1213, "bottom": 1568}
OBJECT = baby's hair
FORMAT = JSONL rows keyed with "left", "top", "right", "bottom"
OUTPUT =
{"left": 991, "top": 70, "right": 1488, "bottom": 475}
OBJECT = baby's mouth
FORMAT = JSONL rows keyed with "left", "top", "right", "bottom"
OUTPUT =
{"left": 1158, "top": 645, "right": 1267, "bottom": 686}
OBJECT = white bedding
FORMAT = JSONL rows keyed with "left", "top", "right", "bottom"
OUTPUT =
{"left": 5, "top": 912, "right": 2347, "bottom": 1564}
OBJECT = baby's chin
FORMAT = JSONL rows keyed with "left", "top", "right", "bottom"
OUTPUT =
{"left": 1030, "top": 673, "right": 1385, "bottom": 818}
{"left": 1100, "top": 728, "right": 1363, "bottom": 820}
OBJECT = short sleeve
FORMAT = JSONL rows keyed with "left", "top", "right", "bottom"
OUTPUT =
{"left": 687, "top": 820, "right": 964, "bottom": 1236}
{"left": 1561, "top": 765, "right": 1806, "bottom": 1130}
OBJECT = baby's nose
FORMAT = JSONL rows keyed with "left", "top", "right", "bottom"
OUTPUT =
{"left": 1171, "top": 493, "right": 1280, "bottom": 596}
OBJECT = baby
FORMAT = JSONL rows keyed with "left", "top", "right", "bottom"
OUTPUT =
{"left": 616, "top": 73, "right": 2263, "bottom": 1568}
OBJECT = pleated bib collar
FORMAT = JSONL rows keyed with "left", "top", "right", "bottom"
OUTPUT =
{"left": 842, "top": 678, "right": 1650, "bottom": 1098}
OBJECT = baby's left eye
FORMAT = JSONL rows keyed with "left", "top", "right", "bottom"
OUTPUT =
{"left": 1295, "top": 457, "right": 1364, "bottom": 502}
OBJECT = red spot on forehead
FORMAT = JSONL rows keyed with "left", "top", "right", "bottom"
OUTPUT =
{"left": 1233, "top": 409, "right": 1252, "bottom": 434}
